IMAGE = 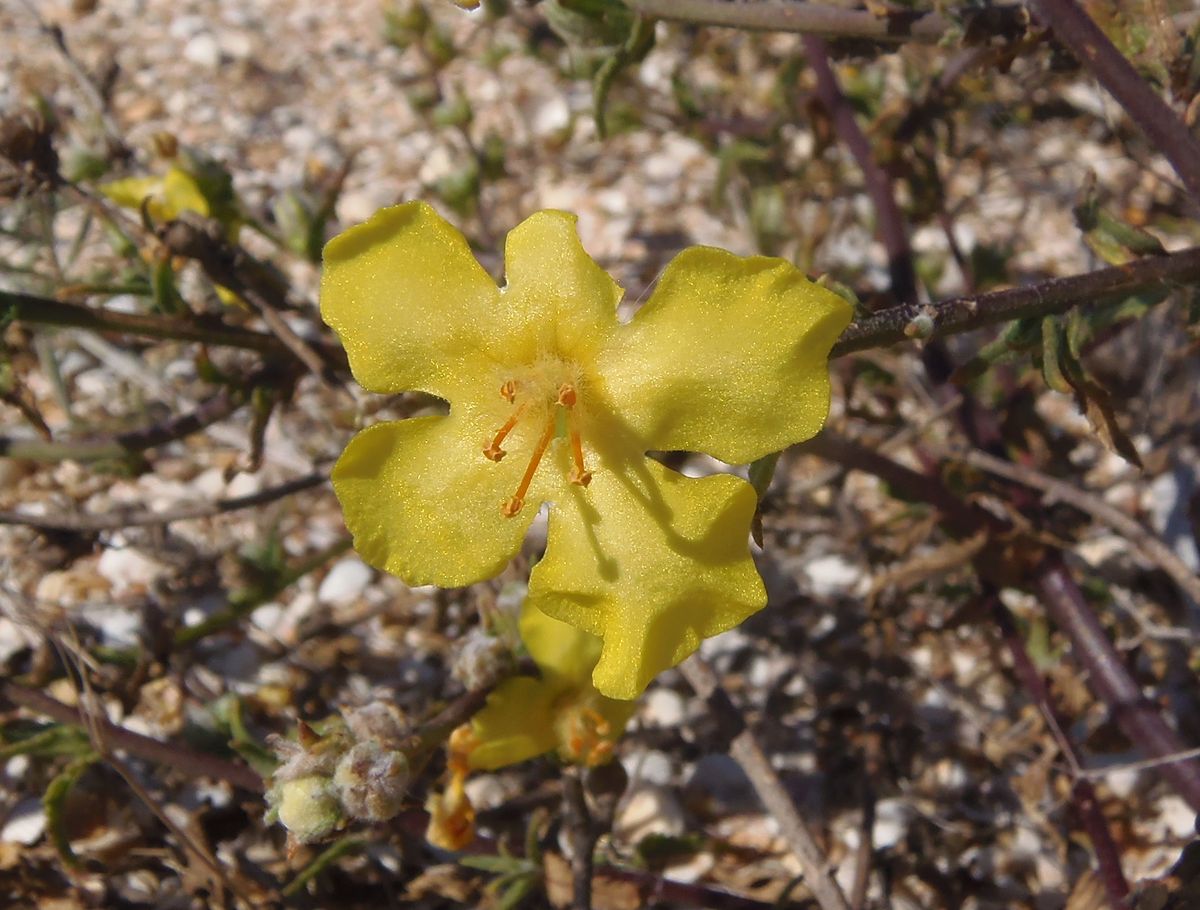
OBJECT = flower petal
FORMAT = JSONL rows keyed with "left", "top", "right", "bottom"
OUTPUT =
{"left": 528, "top": 458, "right": 764, "bottom": 700}
{"left": 321, "top": 202, "right": 501, "bottom": 397}
{"left": 518, "top": 597, "right": 603, "bottom": 688}
{"left": 331, "top": 415, "right": 536, "bottom": 587}
{"left": 597, "top": 248, "right": 852, "bottom": 465}
{"left": 468, "top": 677, "right": 559, "bottom": 771}
{"left": 502, "top": 211, "right": 622, "bottom": 360}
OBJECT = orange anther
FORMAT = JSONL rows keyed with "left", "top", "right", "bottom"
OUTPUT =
{"left": 500, "top": 380, "right": 517, "bottom": 403}
{"left": 483, "top": 403, "right": 527, "bottom": 462}
{"left": 500, "top": 419, "right": 555, "bottom": 518}
{"left": 556, "top": 383, "right": 577, "bottom": 408}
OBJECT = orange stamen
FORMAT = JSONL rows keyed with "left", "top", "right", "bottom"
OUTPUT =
{"left": 501, "top": 418, "right": 555, "bottom": 517}
{"left": 557, "top": 383, "right": 577, "bottom": 408}
{"left": 568, "top": 413, "right": 592, "bottom": 487}
{"left": 483, "top": 402, "right": 527, "bottom": 462}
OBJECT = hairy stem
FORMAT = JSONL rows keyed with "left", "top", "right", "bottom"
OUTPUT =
{"left": 0, "top": 680, "right": 263, "bottom": 791}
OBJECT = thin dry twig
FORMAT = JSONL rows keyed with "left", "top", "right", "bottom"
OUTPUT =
{"left": 680, "top": 655, "right": 852, "bottom": 910}
{"left": 956, "top": 447, "right": 1200, "bottom": 605}
{"left": 1029, "top": 0, "right": 1200, "bottom": 204}
{"left": 0, "top": 471, "right": 328, "bottom": 531}
{"left": 627, "top": 0, "right": 1028, "bottom": 45}
{"left": 0, "top": 679, "right": 263, "bottom": 791}
{"left": 831, "top": 246, "right": 1200, "bottom": 357}
{"left": 562, "top": 767, "right": 596, "bottom": 910}
{"left": 803, "top": 35, "right": 916, "bottom": 304}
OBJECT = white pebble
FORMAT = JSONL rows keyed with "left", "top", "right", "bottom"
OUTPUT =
{"left": 317, "top": 558, "right": 373, "bottom": 605}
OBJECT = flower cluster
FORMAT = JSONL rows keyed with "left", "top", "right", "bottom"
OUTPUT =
{"left": 265, "top": 703, "right": 411, "bottom": 845}
{"left": 322, "top": 202, "right": 849, "bottom": 699}
{"left": 428, "top": 598, "right": 635, "bottom": 849}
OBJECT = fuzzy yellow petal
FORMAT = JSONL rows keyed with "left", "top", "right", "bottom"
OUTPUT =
{"left": 331, "top": 416, "right": 537, "bottom": 587}
{"left": 518, "top": 596, "right": 602, "bottom": 688}
{"left": 528, "top": 458, "right": 764, "bottom": 700}
{"left": 597, "top": 248, "right": 852, "bottom": 465}
{"left": 502, "top": 211, "right": 622, "bottom": 361}
{"left": 321, "top": 202, "right": 502, "bottom": 398}
{"left": 468, "top": 677, "right": 560, "bottom": 771}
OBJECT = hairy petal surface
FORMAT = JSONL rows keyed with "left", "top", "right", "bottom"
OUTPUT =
{"left": 502, "top": 211, "right": 623, "bottom": 361}
{"left": 597, "top": 248, "right": 852, "bottom": 465}
{"left": 331, "top": 416, "right": 536, "bottom": 588}
{"left": 321, "top": 202, "right": 502, "bottom": 398}
{"left": 528, "top": 459, "right": 764, "bottom": 700}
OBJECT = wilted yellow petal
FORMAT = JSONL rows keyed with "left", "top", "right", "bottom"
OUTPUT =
{"left": 528, "top": 458, "right": 764, "bottom": 700}
{"left": 597, "top": 248, "right": 851, "bottom": 465}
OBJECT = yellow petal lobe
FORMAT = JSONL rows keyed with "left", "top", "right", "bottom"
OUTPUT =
{"left": 502, "top": 211, "right": 622, "bottom": 361}
{"left": 320, "top": 201, "right": 502, "bottom": 398}
{"left": 331, "top": 416, "right": 536, "bottom": 587}
{"left": 528, "top": 458, "right": 765, "bottom": 700}
{"left": 598, "top": 248, "right": 851, "bottom": 465}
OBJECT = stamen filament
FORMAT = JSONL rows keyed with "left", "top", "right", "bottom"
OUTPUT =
{"left": 483, "top": 402, "right": 527, "bottom": 462}
{"left": 568, "top": 411, "right": 592, "bottom": 487}
{"left": 502, "top": 419, "right": 556, "bottom": 517}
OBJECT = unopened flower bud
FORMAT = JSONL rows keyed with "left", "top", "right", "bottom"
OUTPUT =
{"left": 334, "top": 742, "right": 410, "bottom": 822}
{"left": 275, "top": 776, "right": 342, "bottom": 843}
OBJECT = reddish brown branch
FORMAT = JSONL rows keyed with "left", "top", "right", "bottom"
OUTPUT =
{"left": 1029, "top": 0, "right": 1200, "bottom": 204}
{"left": 804, "top": 35, "right": 917, "bottom": 304}
{"left": 1, "top": 680, "right": 264, "bottom": 792}
{"left": 831, "top": 246, "right": 1200, "bottom": 357}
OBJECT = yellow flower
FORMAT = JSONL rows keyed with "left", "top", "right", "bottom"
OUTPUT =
{"left": 102, "top": 166, "right": 215, "bottom": 226}
{"left": 468, "top": 600, "right": 636, "bottom": 770}
{"left": 322, "top": 202, "right": 850, "bottom": 699}
{"left": 102, "top": 163, "right": 243, "bottom": 305}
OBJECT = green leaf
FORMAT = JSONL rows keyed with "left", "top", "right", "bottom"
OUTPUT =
{"left": 591, "top": 14, "right": 655, "bottom": 138}
{"left": 45, "top": 754, "right": 99, "bottom": 869}
{"left": 150, "top": 255, "right": 187, "bottom": 316}
{"left": 497, "top": 875, "right": 538, "bottom": 910}
{"left": 282, "top": 835, "right": 367, "bottom": 897}
{"left": 0, "top": 723, "right": 94, "bottom": 760}
{"left": 460, "top": 854, "right": 532, "bottom": 875}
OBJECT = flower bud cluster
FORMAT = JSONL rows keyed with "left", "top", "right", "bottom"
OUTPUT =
{"left": 265, "top": 702, "right": 411, "bottom": 844}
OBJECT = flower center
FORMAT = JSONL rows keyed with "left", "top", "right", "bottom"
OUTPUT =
{"left": 482, "top": 364, "right": 592, "bottom": 518}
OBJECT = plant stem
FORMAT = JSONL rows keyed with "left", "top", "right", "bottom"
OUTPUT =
{"left": 831, "top": 246, "right": 1200, "bottom": 357}
{"left": 2, "top": 289, "right": 300, "bottom": 356}
{"left": 0, "top": 471, "right": 328, "bottom": 531}
{"left": 680, "top": 656, "right": 852, "bottom": 910}
{"left": 803, "top": 35, "right": 916, "bottom": 304}
{"left": 1037, "top": 559, "right": 1200, "bottom": 809}
{"left": 990, "top": 594, "right": 1129, "bottom": 906}
{"left": 0, "top": 680, "right": 263, "bottom": 791}
{"left": 562, "top": 767, "right": 595, "bottom": 910}
{"left": 805, "top": 432, "right": 1200, "bottom": 811}
{"left": 1029, "top": 0, "right": 1200, "bottom": 205}
{"left": 626, "top": 0, "right": 1027, "bottom": 45}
